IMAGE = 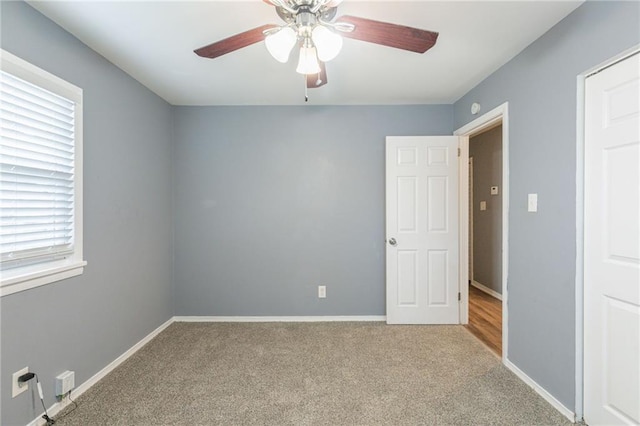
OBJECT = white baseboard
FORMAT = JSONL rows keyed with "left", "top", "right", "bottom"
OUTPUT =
{"left": 174, "top": 315, "right": 387, "bottom": 323}
{"left": 471, "top": 280, "right": 503, "bottom": 300}
{"left": 504, "top": 359, "right": 575, "bottom": 423}
{"left": 28, "top": 317, "right": 174, "bottom": 426}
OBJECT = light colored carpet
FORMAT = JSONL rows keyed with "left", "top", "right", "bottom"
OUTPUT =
{"left": 55, "top": 322, "right": 571, "bottom": 425}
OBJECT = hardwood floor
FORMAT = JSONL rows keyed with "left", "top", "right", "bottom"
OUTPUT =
{"left": 465, "top": 285, "right": 502, "bottom": 356}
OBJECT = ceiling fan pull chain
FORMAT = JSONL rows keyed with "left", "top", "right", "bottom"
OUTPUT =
{"left": 304, "top": 75, "right": 309, "bottom": 102}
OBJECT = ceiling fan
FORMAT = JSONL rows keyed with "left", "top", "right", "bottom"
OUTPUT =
{"left": 194, "top": 0, "right": 439, "bottom": 93}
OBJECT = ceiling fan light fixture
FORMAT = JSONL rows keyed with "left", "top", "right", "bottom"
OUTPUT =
{"left": 194, "top": 1, "right": 440, "bottom": 92}
{"left": 296, "top": 45, "right": 321, "bottom": 75}
{"left": 311, "top": 25, "right": 343, "bottom": 62}
{"left": 265, "top": 27, "right": 297, "bottom": 63}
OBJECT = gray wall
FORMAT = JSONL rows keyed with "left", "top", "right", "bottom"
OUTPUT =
{"left": 470, "top": 125, "right": 502, "bottom": 295}
{"left": 454, "top": 1, "right": 640, "bottom": 411}
{"left": 0, "top": 3, "right": 174, "bottom": 425}
{"left": 173, "top": 106, "right": 452, "bottom": 316}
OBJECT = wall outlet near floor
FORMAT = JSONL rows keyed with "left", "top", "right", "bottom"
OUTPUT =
{"left": 318, "top": 285, "right": 326, "bottom": 298}
{"left": 12, "top": 366, "right": 29, "bottom": 398}
{"left": 55, "top": 370, "right": 75, "bottom": 396}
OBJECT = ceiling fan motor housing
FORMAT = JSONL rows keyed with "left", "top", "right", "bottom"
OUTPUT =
{"left": 295, "top": 6, "right": 316, "bottom": 38}
{"left": 276, "top": 2, "right": 338, "bottom": 26}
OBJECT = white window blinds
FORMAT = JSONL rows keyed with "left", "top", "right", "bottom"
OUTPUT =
{"left": 0, "top": 69, "right": 76, "bottom": 267}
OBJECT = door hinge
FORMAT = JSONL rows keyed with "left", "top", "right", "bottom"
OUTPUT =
{"left": 458, "top": 292, "right": 461, "bottom": 301}
{"left": 458, "top": 148, "right": 461, "bottom": 157}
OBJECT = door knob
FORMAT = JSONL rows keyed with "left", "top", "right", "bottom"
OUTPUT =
{"left": 388, "top": 238, "right": 397, "bottom": 246}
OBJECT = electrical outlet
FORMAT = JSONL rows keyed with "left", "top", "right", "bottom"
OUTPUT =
{"left": 318, "top": 285, "right": 326, "bottom": 298}
{"left": 56, "top": 371, "right": 75, "bottom": 396}
{"left": 12, "top": 367, "right": 29, "bottom": 398}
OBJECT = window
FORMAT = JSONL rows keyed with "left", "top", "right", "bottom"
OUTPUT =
{"left": 1, "top": 50, "right": 85, "bottom": 296}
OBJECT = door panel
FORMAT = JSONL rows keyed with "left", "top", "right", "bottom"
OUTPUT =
{"left": 427, "top": 250, "right": 448, "bottom": 305}
{"left": 398, "top": 177, "right": 418, "bottom": 232}
{"left": 386, "top": 136, "right": 460, "bottom": 324}
{"left": 584, "top": 52, "right": 640, "bottom": 425}
{"left": 427, "top": 176, "right": 448, "bottom": 231}
{"left": 397, "top": 250, "right": 418, "bottom": 305}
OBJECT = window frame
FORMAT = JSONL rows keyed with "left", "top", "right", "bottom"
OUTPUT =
{"left": 1, "top": 49, "right": 86, "bottom": 297}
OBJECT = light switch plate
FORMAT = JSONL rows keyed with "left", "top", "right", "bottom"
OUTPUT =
{"left": 528, "top": 193, "right": 538, "bottom": 212}
{"left": 480, "top": 201, "right": 487, "bottom": 211}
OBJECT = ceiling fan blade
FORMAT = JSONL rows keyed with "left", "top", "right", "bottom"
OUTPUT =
{"left": 335, "top": 15, "right": 438, "bottom": 54}
{"left": 194, "top": 24, "right": 277, "bottom": 59}
{"left": 307, "top": 61, "right": 328, "bottom": 89}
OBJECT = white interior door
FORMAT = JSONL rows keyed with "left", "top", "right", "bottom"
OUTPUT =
{"left": 584, "top": 52, "right": 640, "bottom": 425}
{"left": 386, "top": 136, "right": 460, "bottom": 324}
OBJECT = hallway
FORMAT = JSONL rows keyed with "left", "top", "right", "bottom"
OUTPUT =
{"left": 465, "top": 285, "right": 502, "bottom": 356}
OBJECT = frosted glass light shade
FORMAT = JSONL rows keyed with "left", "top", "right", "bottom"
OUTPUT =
{"left": 311, "top": 25, "right": 343, "bottom": 62}
{"left": 296, "top": 46, "right": 321, "bottom": 74}
{"left": 265, "top": 27, "right": 297, "bottom": 63}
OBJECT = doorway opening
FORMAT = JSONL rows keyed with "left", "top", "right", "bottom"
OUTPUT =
{"left": 455, "top": 102, "right": 509, "bottom": 361}
{"left": 465, "top": 124, "right": 503, "bottom": 356}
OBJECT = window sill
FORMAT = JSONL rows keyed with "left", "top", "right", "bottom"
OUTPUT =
{"left": 1, "top": 260, "right": 87, "bottom": 297}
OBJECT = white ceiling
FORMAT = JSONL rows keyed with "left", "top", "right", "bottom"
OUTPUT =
{"left": 26, "top": 0, "right": 583, "bottom": 106}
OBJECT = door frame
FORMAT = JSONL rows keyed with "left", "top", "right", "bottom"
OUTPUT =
{"left": 576, "top": 44, "right": 640, "bottom": 423}
{"left": 454, "top": 102, "right": 509, "bottom": 362}
{"left": 469, "top": 157, "right": 474, "bottom": 283}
